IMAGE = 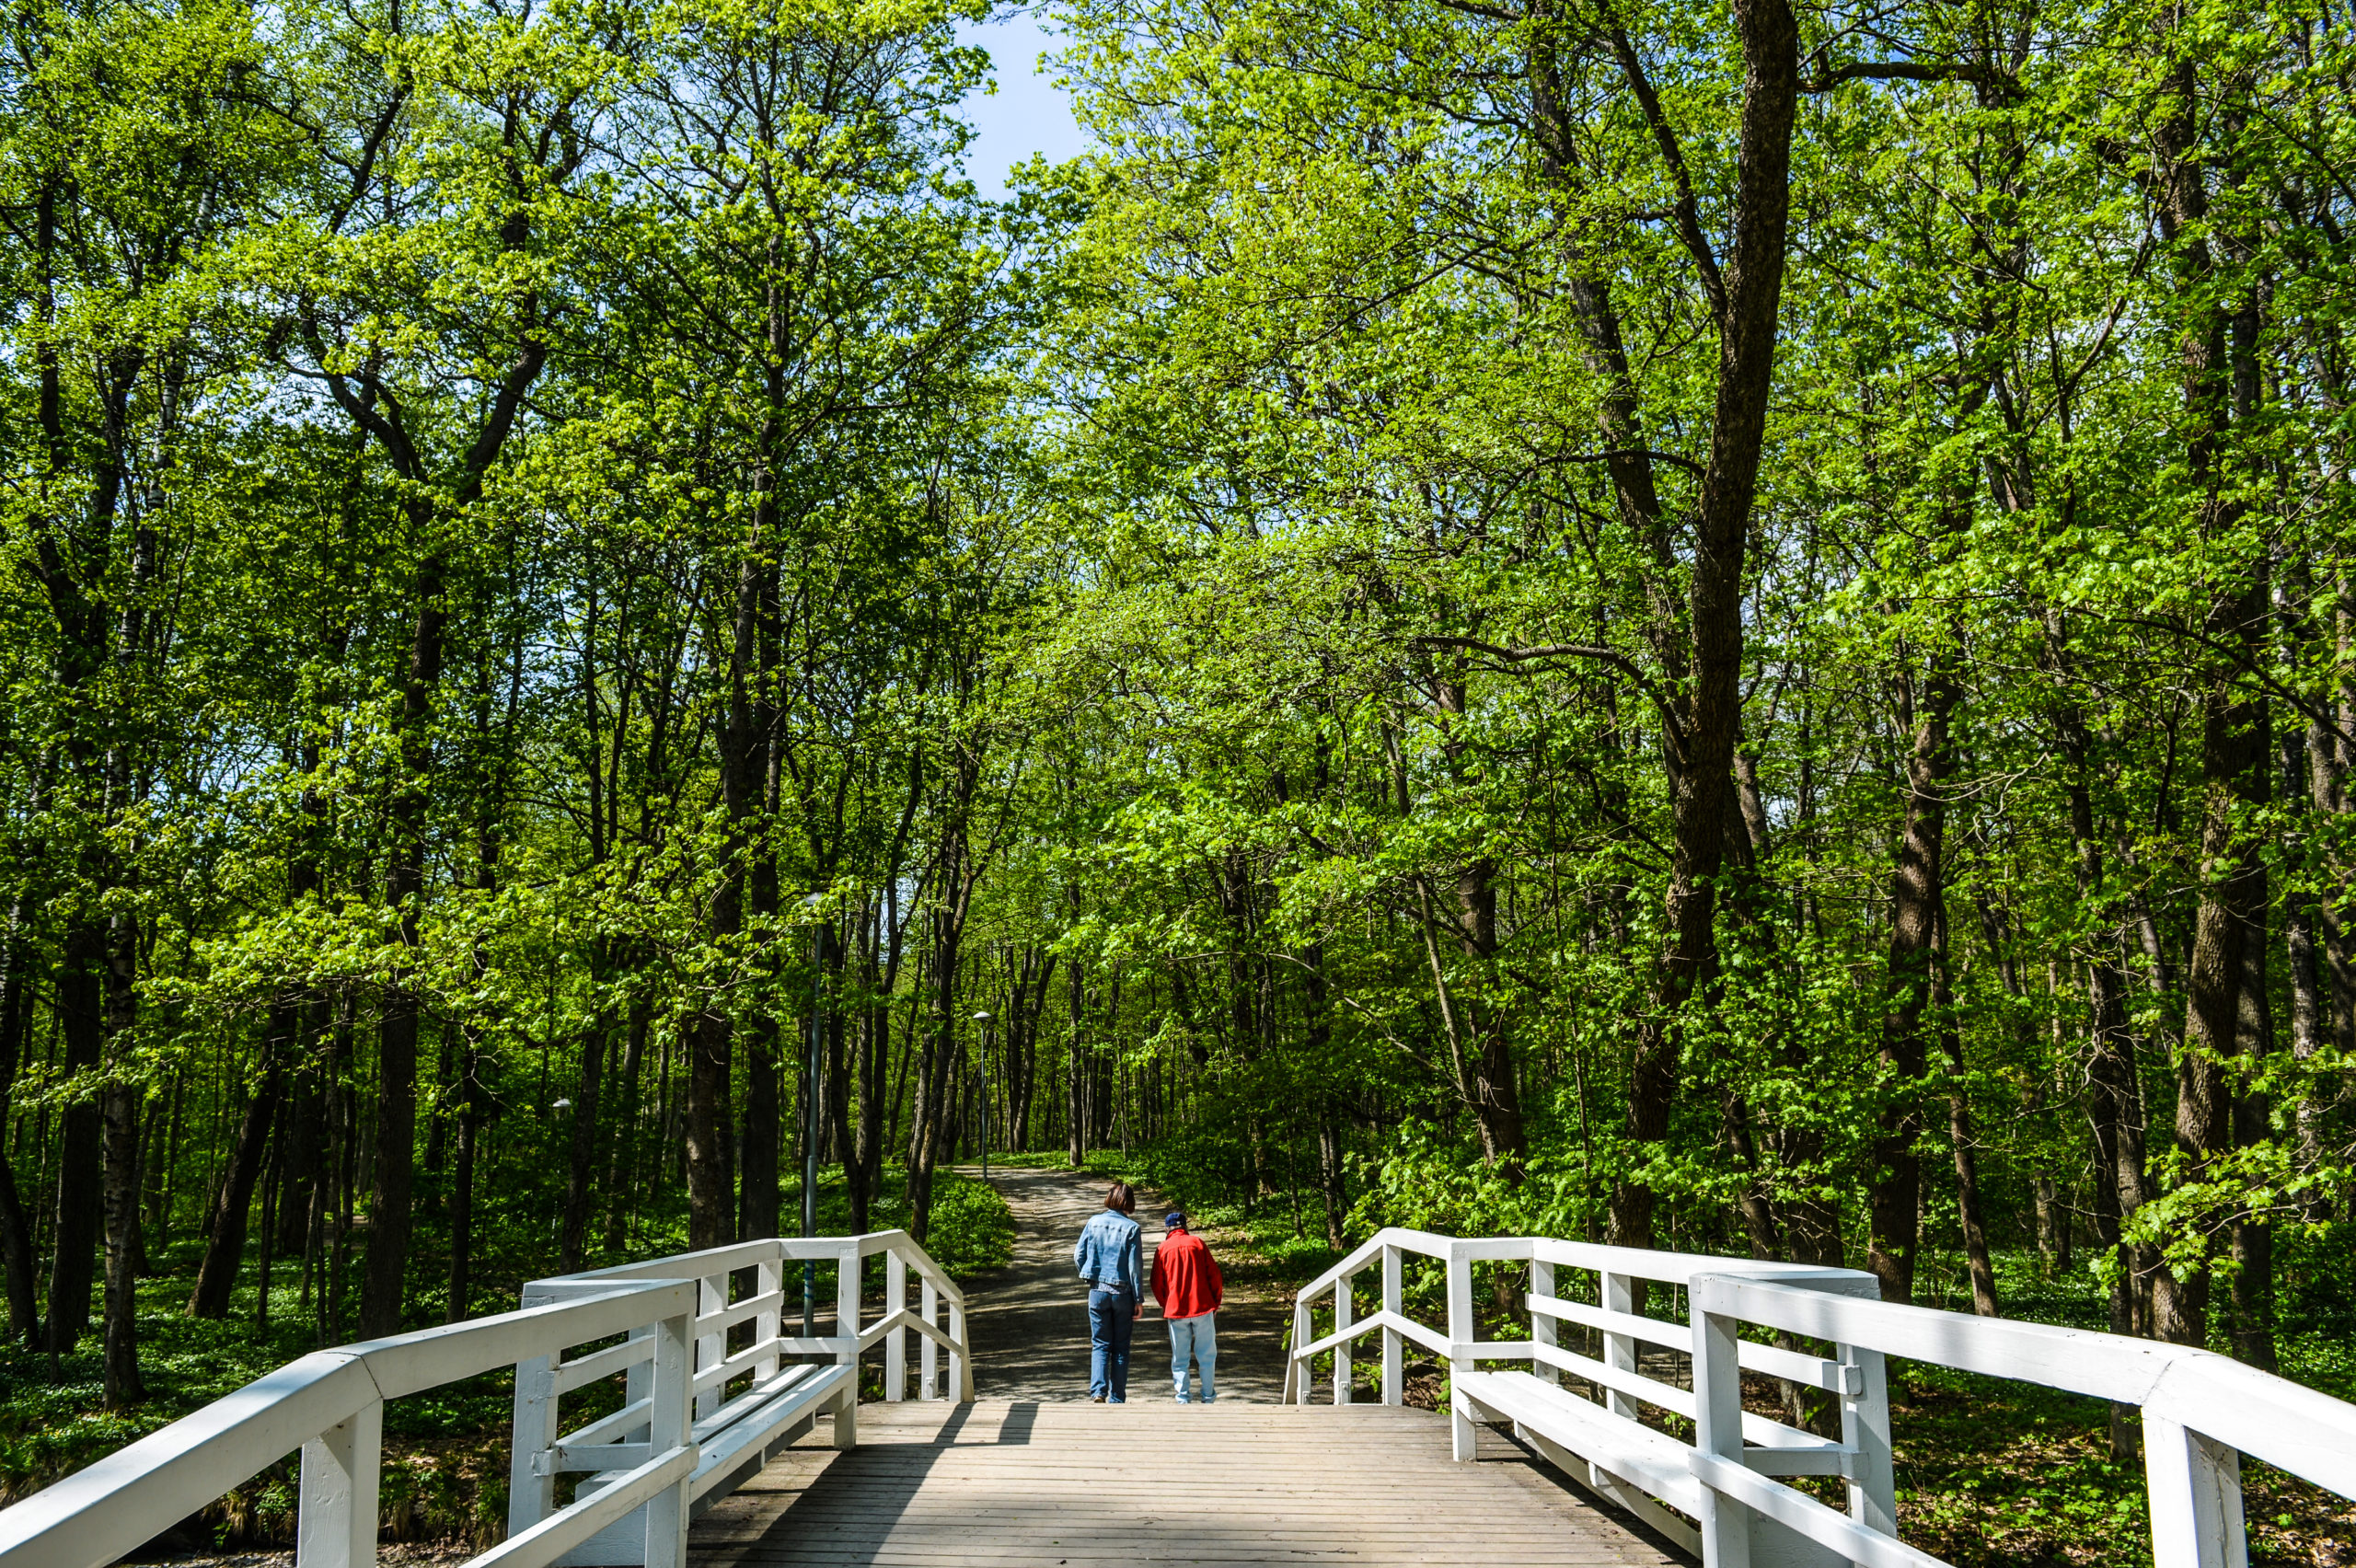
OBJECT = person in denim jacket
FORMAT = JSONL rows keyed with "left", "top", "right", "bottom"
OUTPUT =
{"left": 1072, "top": 1182, "right": 1144, "bottom": 1401}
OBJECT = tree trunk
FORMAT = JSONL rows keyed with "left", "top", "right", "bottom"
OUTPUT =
{"left": 2284, "top": 834, "right": 2329, "bottom": 1217}
{"left": 687, "top": 1008, "right": 735, "bottom": 1251}
{"left": 826, "top": 937, "right": 860, "bottom": 1234}
{"left": 2314, "top": 605, "right": 2356, "bottom": 1051}
{"left": 1868, "top": 656, "right": 1958, "bottom": 1304}
{"left": 604, "top": 995, "right": 649, "bottom": 1254}
{"left": 2221, "top": 167, "right": 2277, "bottom": 1369}
{"left": 2168, "top": 605, "right": 2265, "bottom": 1349}
{"left": 188, "top": 1015, "right": 289, "bottom": 1317}
{"left": 2231, "top": 930, "right": 2276, "bottom": 1367}
{"left": 736, "top": 792, "right": 781, "bottom": 1244}
{"left": 848, "top": 896, "right": 895, "bottom": 1236}
{"left": 446, "top": 1034, "right": 480, "bottom": 1323}
{"left": 2084, "top": 959, "right": 2144, "bottom": 1462}
{"left": 560, "top": 1005, "right": 609, "bottom": 1273}
{"left": 99, "top": 734, "right": 144, "bottom": 1404}
{"left": 362, "top": 542, "right": 445, "bottom": 1341}
{"left": 744, "top": 1009, "right": 782, "bottom": 1243}
{"left": 1457, "top": 858, "right": 1527, "bottom": 1173}
{"left": 1304, "top": 930, "right": 1346, "bottom": 1252}
{"left": 1934, "top": 924, "right": 1998, "bottom": 1317}
{"left": 0, "top": 905, "right": 43, "bottom": 1342}
{"left": 1067, "top": 956, "right": 1087, "bottom": 1168}
{"left": 2046, "top": 609, "right": 2165, "bottom": 1449}
{"left": 907, "top": 912, "right": 962, "bottom": 1243}
{"left": 100, "top": 1073, "right": 144, "bottom": 1405}
{"left": 47, "top": 924, "right": 107, "bottom": 1352}
{"left": 2146, "top": 17, "right": 2258, "bottom": 1355}
{"left": 277, "top": 1058, "right": 323, "bottom": 1256}
{"left": 1611, "top": 0, "right": 1800, "bottom": 1251}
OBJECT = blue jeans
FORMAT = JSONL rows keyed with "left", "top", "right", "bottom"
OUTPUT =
{"left": 1169, "top": 1311, "right": 1217, "bottom": 1403}
{"left": 1088, "top": 1287, "right": 1136, "bottom": 1401}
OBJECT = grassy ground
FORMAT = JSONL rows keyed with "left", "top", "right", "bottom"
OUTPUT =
{"left": 0, "top": 1165, "right": 1012, "bottom": 1553}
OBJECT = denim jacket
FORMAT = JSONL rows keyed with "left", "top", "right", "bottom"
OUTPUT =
{"left": 1072, "top": 1209, "right": 1143, "bottom": 1297}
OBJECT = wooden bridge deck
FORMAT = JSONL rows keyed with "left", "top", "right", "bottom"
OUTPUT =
{"left": 688, "top": 1399, "right": 1683, "bottom": 1567}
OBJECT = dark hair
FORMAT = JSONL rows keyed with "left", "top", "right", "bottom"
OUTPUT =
{"left": 1103, "top": 1182, "right": 1137, "bottom": 1214}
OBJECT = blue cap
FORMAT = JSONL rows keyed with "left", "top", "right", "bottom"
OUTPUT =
{"left": 1164, "top": 1211, "right": 1186, "bottom": 1228}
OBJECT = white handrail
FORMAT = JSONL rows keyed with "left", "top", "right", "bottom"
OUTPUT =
{"left": 0, "top": 1282, "right": 698, "bottom": 1568}
{"left": 506, "top": 1230, "right": 973, "bottom": 1567}
{"left": 1282, "top": 1227, "right": 1883, "bottom": 1554}
{"left": 1284, "top": 1227, "right": 2356, "bottom": 1568}
{"left": 0, "top": 1230, "right": 975, "bottom": 1568}
{"left": 1688, "top": 1270, "right": 2356, "bottom": 1567}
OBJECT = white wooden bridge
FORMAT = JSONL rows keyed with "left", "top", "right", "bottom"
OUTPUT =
{"left": 0, "top": 1226, "right": 2350, "bottom": 1568}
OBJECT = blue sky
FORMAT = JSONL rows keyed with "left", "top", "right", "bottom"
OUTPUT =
{"left": 954, "top": 10, "right": 1089, "bottom": 197}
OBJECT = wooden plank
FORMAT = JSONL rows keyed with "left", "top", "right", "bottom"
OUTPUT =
{"left": 687, "top": 1401, "right": 1680, "bottom": 1568}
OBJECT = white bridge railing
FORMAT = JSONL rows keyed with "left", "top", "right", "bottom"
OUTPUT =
{"left": 1285, "top": 1228, "right": 2356, "bottom": 1568}
{"left": 0, "top": 1230, "right": 972, "bottom": 1568}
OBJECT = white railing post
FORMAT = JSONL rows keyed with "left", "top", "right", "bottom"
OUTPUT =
{"left": 505, "top": 1350, "right": 557, "bottom": 1545}
{"left": 884, "top": 1248, "right": 907, "bottom": 1402}
{"left": 920, "top": 1276, "right": 940, "bottom": 1401}
{"left": 624, "top": 1327, "right": 653, "bottom": 1438}
{"left": 695, "top": 1272, "right": 725, "bottom": 1421}
{"left": 2146, "top": 1415, "right": 2247, "bottom": 1568}
{"left": 755, "top": 1250, "right": 783, "bottom": 1385}
{"left": 951, "top": 1295, "right": 974, "bottom": 1401}
{"left": 297, "top": 1399, "right": 382, "bottom": 1568}
{"left": 1692, "top": 1297, "right": 1753, "bottom": 1568}
{"left": 1288, "top": 1297, "right": 1311, "bottom": 1404}
{"left": 1599, "top": 1271, "right": 1639, "bottom": 1421}
{"left": 641, "top": 1303, "right": 693, "bottom": 1568}
{"left": 1841, "top": 1340, "right": 1897, "bottom": 1536}
{"left": 1530, "top": 1260, "right": 1557, "bottom": 1389}
{"left": 1447, "top": 1244, "right": 1475, "bottom": 1461}
{"left": 1380, "top": 1245, "right": 1403, "bottom": 1406}
{"left": 1334, "top": 1273, "right": 1354, "bottom": 1404}
{"left": 834, "top": 1243, "right": 861, "bottom": 1446}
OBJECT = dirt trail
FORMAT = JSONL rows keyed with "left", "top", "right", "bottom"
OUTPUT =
{"left": 953, "top": 1165, "right": 1288, "bottom": 1402}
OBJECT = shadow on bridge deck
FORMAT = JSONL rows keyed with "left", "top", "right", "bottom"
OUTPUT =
{"left": 687, "top": 1399, "right": 1685, "bottom": 1567}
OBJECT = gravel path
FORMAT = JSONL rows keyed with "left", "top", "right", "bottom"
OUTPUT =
{"left": 953, "top": 1165, "right": 1288, "bottom": 1403}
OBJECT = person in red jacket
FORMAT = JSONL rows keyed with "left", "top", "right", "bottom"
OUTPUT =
{"left": 1149, "top": 1210, "right": 1223, "bottom": 1403}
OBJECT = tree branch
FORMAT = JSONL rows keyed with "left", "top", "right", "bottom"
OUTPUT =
{"left": 1599, "top": 15, "right": 1727, "bottom": 318}
{"left": 1803, "top": 58, "right": 2018, "bottom": 102}
{"left": 1411, "top": 635, "right": 1686, "bottom": 753}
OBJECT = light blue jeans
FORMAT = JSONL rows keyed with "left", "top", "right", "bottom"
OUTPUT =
{"left": 1089, "top": 1287, "right": 1137, "bottom": 1401}
{"left": 1169, "top": 1311, "right": 1218, "bottom": 1403}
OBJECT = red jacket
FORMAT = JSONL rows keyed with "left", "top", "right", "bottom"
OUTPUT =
{"left": 1150, "top": 1228, "right": 1223, "bottom": 1320}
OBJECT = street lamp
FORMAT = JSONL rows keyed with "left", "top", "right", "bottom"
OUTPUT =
{"left": 971, "top": 1012, "right": 995, "bottom": 1180}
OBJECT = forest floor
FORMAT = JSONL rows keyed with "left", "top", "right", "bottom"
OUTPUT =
{"left": 952, "top": 1163, "right": 1285, "bottom": 1401}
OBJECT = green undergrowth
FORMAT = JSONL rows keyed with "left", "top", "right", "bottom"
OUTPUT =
{"left": 994, "top": 1145, "right": 1330, "bottom": 1286}
{"left": 1885, "top": 1362, "right": 2356, "bottom": 1565}
{"left": 840, "top": 1167, "right": 1013, "bottom": 1278}
{"left": 0, "top": 1165, "right": 1011, "bottom": 1552}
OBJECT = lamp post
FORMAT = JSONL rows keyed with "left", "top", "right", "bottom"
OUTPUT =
{"left": 971, "top": 1012, "right": 994, "bottom": 1180}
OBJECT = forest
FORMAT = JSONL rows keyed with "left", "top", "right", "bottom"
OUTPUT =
{"left": 2, "top": 0, "right": 2354, "bottom": 1551}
